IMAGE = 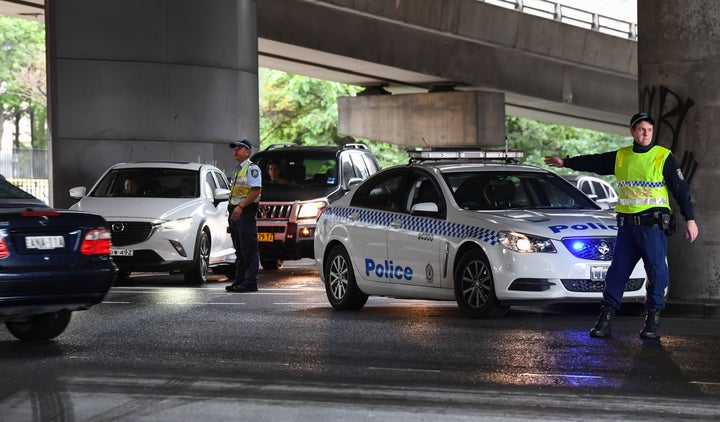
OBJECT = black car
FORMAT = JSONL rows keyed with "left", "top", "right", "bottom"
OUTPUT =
{"left": 0, "top": 176, "right": 117, "bottom": 341}
{"left": 251, "top": 143, "right": 380, "bottom": 270}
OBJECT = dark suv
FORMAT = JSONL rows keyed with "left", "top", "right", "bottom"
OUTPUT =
{"left": 251, "top": 143, "right": 380, "bottom": 270}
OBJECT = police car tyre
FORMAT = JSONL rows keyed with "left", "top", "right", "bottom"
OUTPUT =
{"left": 454, "top": 249, "right": 508, "bottom": 319}
{"left": 5, "top": 310, "right": 72, "bottom": 341}
{"left": 324, "top": 245, "right": 369, "bottom": 310}
{"left": 184, "top": 230, "right": 210, "bottom": 284}
{"left": 261, "top": 259, "right": 284, "bottom": 271}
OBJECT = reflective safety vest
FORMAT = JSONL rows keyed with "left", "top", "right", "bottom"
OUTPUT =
{"left": 229, "top": 161, "right": 258, "bottom": 205}
{"left": 614, "top": 145, "right": 671, "bottom": 214}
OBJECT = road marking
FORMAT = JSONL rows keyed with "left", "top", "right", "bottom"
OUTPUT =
{"left": 368, "top": 366, "right": 442, "bottom": 373}
{"left": 157, "top": 302, "right": 246, "bottom": 305}
{"left": 100, "top": 301, "right": 131, "bottom": 304}
{"left": 689, "top": 381, "right": 720, "bottom": 386}
{"left": 521, "top": 373, "right": 604, "bottom": 379}
{"left": 274, "top": 302, "right": 330, "bottom": 306}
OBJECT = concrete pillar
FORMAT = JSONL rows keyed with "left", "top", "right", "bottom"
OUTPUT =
{"left": 638, "top": 0, "right": 720, "bottom": 302}
{"left": 338, "top": 91, "right": 506, "bottom": 148}
{"left": 47, "top": 0, "right": 259, "bottom": 208}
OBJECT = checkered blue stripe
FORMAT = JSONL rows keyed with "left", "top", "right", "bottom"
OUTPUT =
{"left": 617, "top": 180, "right": 666, "bottom": 188}
{"left": 327, "top": 206, "right": 499, "bottom": 245}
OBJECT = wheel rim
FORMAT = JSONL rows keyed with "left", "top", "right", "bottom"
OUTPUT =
{"left": 329, "top": 254, "right": 348, "bottom": 300}
{"left": 461, "top": 259, "right": 492, "bottom": 309}
{"left": 199, "top": 233, "right": 210, "bottom": 281}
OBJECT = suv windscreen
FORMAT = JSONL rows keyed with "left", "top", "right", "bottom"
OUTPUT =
{"left": 253, "top": 152, "right": 339, "bottom": 201}
{"left": 90, "top": 168, "right": 200, "bottom": 198}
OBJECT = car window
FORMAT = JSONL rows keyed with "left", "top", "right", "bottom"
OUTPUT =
{"left": 0, "top": 178, "right": 37, "bottom": 200}
{"left": 405, "top": 173, "right": 445, "bottom": 217}
{"left": 447, "top": 171, "right": 597, "bottom": 210}
{"left": 578, "top": 180, "right": 593, "bottom": 196}
{"left": 213, "top": 171, "right": 230, "bottom": 190}
{"left": 349, "top": 153, "right": 370, "bottom": 179}
{"left": 591, "top": 181, "right": 607, "bottom": 200}
{"left": 90, "top": 168, "right": 200, "bottom": 198}
{"left": 340, "top": 156, "right": 356, "bottom": 181}
{"left": 351, "top": 170, "right": 406, "bottom": 212}
{"left": 360, "top": 153, "right": 379, "bottom": 175}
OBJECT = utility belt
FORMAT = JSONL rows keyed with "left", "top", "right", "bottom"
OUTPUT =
{"left": 617, "top": 211, "right": 675, "bottom": 234}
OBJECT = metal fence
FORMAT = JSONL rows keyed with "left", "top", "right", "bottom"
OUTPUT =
{"left": 7, "top": 177, "right": 49, "bottom": 204}
{"left": 481, "top": 0, "right": 638, "bottom": 40}
{"left": 0, "top": 148, "right": 48, "bottom": 179}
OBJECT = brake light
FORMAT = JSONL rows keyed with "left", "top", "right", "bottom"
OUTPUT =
{"left": 81, "top": 229, "right": 112, "bottom": 255}
{"left": 0, "top": 238, "right": 8, "bottom": 259}
{"left": 21, "top": 211, "right": 60, "bottom": 217}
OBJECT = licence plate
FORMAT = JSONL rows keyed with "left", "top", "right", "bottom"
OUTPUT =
{"left": 25, "top": 235, "right": 65, "bottom": 250}
{"left": 110, "top": 248, "right": 134, "bottom": 256}
{"left": 258, "top": 233, "right": 274, "bottom": 242}
{"left": 590, "top": 266, "right": 609, "bottom": 281}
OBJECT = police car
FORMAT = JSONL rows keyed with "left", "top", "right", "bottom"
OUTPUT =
{"left": 314, "top": 149, "right": 647, "bottom": 318}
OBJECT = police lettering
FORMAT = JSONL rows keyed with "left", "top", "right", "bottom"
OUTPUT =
{"left": 548, "top": 222, "right": 618, "bottom": 234}
{"left": 365, "top": 258, "right": 413, "bottom": 281}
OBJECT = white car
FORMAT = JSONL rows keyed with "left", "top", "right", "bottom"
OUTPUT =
{"left": 69, "top": 162, "right": 235, "bottom": 283}
{"left": 562, "top": 174, "right": 618, "bottom": 210}
{"left": 314, "top": 149, "right": 647, "bottom": 318}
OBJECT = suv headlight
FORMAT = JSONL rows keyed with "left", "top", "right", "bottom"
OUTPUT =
{"left": 159, "top": 217, "right": 194, "bottom": 232}
{"left": 498, "top": 231, "right": 556, "bottom": 253}
{"left": 297, "top": 201, "right": 327, "bottom": 219}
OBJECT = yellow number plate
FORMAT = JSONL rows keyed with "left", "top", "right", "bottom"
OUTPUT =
{"left": 258, "top": 233, "right": 274, "bottom": 242}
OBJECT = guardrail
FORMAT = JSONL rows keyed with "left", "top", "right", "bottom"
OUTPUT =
{"left": 480, "top": 0, "right": 638, "bottom": 40}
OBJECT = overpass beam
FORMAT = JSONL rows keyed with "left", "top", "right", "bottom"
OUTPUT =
{"left": 338, "top": 91, "right": 506, "bottom": 148}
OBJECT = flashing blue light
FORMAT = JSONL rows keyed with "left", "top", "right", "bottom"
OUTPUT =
{"left": 572, "top": 241, "right": 586, "bottom": 251}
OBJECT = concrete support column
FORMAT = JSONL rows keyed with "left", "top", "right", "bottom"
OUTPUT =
{"left": 47, "top": 0, "right": 259, "bottom": 208}
{"left": 638, "top": 0, "right": 720, "bottom": 301}
{"left": 338, "top": 91, "right": 506, "bottom": 148}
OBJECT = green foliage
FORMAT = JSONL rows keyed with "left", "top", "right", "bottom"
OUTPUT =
{"left": 0, "top": 16, "right": 47, "bottom": 148}
{"left": 506, "top": 116, "right": 630, "bottom": 186}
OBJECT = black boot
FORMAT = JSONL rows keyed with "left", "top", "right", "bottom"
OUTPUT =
{"left": 639, "top": 309, "right": 661, "bottom": 339}
{"left": 590, "top": 306, "right": 615, "bottom": 338}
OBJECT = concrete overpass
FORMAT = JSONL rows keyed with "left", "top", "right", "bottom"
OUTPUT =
{"left": 2, "top": 0, "right": 638, "bottom": 136}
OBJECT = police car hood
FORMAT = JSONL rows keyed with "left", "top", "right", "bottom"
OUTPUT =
{"left": 476, "top": 209, "right": 618, "bottom": 238}
{"left": 70, "top": 197, "right": 206, "bottom": 222}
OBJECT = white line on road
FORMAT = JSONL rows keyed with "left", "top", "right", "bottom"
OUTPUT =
{"left": 368, "top": 367, "right": 442, "bottom": 374}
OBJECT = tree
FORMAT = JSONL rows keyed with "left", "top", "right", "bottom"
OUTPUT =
{"left": 0, "top": 16, "right": 47, "bottom": 149}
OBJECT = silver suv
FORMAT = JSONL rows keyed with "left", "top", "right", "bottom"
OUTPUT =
{"left": 251, "top": 144, "right": 380, "bottom": 270}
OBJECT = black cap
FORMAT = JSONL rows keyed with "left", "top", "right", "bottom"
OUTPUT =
{"left": 229, "top": 139, "right": 252, "bottom": 150}
{"left": 630, "top": 112, "right": 655, "bottom": 128}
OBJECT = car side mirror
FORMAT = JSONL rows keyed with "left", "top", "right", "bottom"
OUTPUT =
{"left": 213, "top": 188, "right": 230, "bottom": 207}
{"left": 344, "top": 177, "right": 364, "bottom": 190}
{"left": 69, "top": 186, "right": 86, "bottom": 199}
{"left": 410, "top": 201, "right": 439, "bottom": 216}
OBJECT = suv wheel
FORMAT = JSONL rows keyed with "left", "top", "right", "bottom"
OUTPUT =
{"left": 184, "top": 230, "right": 210, "bottom": 284}
{"left": 261, "top": 259, "right": 284, "bottom": 271}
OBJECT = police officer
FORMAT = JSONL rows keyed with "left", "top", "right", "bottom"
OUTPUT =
{"left": 544, "top": 112, "right": 699, "bottom": 339}
{"left": 226, "top": 139, "right": 262, "bottom": 292}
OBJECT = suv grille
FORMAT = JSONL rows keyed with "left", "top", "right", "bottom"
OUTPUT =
{"left": 561, "top": 237, "right": 615, "bottom": 261}
{"left": 109, "top": 222, "right": 155, "bottom": 246}
{"left": 257, "top": 203, "right": 295, "bottom": 220}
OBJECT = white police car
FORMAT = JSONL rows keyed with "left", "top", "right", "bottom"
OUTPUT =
{"left": 314, "top": 149, "right": 647, "bottom": 318}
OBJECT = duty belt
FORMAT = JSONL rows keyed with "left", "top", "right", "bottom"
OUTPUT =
{"left": 616, "top": 212, "right": 662, "bottom": 227}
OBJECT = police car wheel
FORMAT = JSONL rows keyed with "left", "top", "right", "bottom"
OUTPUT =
{"left": 453, "top": 249, "right": 507, "bottom": 319}
{"left": 324, "top": 244, "right": 368, "bottom": 310}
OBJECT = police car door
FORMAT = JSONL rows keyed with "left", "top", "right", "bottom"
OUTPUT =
{"left": 386, "top": 172, "right": 444, "bottom": 287}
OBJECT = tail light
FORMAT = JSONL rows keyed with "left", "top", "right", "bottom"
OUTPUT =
{"left": 81, "top": 228, "right": 112, "bottom": 255}
{"left": 0, "top": 237, "right": 8, "bottom": 259}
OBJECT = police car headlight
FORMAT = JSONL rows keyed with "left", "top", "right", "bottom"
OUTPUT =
{"left": 498, "top": 231, "right": 556, "bottom": 253}
{"left": 159, "top": 217, "right": 194, "bottom": 232}
{"left": 297, "top": 201, "right": 327, "bottom": 219}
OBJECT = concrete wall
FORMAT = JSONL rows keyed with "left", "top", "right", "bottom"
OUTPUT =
{"left": 638, "top": 0, "right": 720, "bottom": 302}
{"left": 47, "top": 0, "right": 259, "bottom": 208}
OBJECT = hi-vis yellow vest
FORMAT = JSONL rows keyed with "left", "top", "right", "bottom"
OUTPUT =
{"left": 614, "top": 145, "right": 671, "bottom": 214}
{"left": 229, "top": 161, "right": 251, "bottom": 205}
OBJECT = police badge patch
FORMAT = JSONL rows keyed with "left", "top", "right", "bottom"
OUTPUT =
{"left": 676, "top": 168, "right": 685, "bottom": 181}
{"left": 251, "top": 168, "right": 259, "bottom": 178}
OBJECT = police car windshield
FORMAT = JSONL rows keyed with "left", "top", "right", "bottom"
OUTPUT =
{"left": 445, "top": 171, "right": 599, "bottom": 211}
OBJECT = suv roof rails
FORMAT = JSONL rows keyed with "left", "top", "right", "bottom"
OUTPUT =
{"left": 342, "top": 143, "right": 369, "bottom": 150}
{"left": 266, "top": 143, "right": 298, "bottom": 151}
{"left": 407, "top": 147, "right": 524, "bottom": 164}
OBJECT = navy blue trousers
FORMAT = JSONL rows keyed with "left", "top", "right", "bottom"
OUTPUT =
{"left": 228, "top": 203, "right": 259, "bottom": 286}
{"left": 603, "top": 223, "right": 668, "bottom": 310}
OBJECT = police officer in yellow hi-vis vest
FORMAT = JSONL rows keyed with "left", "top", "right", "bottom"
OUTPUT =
{"left": 225, "top": 139, "right": 262, "bottom": 293}
{"left": 545, "top": 112, "right": 699, "bottom": 339}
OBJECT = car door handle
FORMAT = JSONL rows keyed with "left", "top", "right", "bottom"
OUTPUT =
{"left": 349, "top": 213, "right": 359, "bottom": 221}
{"left": 390, "top": 219, "right": 403, "bottom": 229}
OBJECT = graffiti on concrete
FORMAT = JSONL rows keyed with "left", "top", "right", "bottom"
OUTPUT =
{"left": 642, "top": 85, "right": 697, "bottom": 184}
